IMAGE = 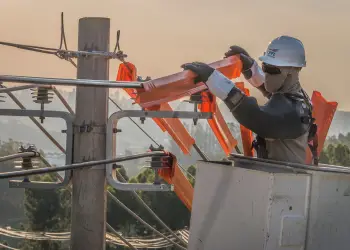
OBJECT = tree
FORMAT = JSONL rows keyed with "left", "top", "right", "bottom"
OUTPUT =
{"left": 320, "top": 143, "right": 350, "bottom": 166}
{"left": 0, "top": 140, "right": 27, "bottom": 228}
{"left": 187, "top": 165, "right": 196, "bottom": 186}
{"left": 19, "top": 150, "right": 71, "bottom": 250}
{"left": 106, "top": 166, "right": 192, "bottom": 249}
{"left": 20, "top": 172, "right": 70, "bottom": 249}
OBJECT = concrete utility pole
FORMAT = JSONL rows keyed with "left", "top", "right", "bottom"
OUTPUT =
{"left": 70, "top": 17, "right": 110, "bottom": 250}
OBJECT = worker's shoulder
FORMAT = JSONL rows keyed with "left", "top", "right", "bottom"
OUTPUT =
{"left": 263, "top": 92, "right": 309, "bottom": 116}
{"left": 269, "top": 92, "right": 308, "bottom": 106}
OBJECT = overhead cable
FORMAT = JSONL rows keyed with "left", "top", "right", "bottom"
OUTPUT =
{"left": 0, "top": 152, "right": 166, "bottom": 179}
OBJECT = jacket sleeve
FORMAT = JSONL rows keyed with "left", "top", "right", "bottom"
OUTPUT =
{"left": 243, "top": 61, "right": 271, "bottom": 99}
{"left": 224, "top": 92, "right": 309, "bottom": 140}
{"left": 205, "top": 69, "right": 309, "bottom": 140}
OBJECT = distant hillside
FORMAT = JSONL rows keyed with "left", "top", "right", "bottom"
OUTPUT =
{"left": 0, "top": 87, "right": 347, "bottom": 156}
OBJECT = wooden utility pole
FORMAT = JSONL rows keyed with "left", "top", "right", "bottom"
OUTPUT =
{"left": 70, "top": 17, "right": 110, "bottom": 250}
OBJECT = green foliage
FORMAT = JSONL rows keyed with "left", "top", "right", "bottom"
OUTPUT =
{"left": 325, "top": 132, "right": 350, "bottom": 148}
{"left": 187, "top": 165, "right": 196, "bottom": 186}
{"left": 320, "top": 143, "right": 350, "bottom": 166}
{"left": 6, "top": 127, "right": 350, "bottom": 250}
{"left": 0, "top": 139, "right": 26, "bottom": 227}
{"left": 107, "top": 166, "right": 191, "bottom": 250}
{"left": 8, "top": 140, "right": 198, "bottom": 249}
{"left": 21, "top": 172, "right": 70, "bottom": 249}
{"left": 21, "top": 154, "right": 70, "bottom": 249}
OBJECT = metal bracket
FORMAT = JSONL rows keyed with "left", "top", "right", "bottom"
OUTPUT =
{"left": 106, "top": 110, "right": 213, "bottom": 191}
{"left": 184, "top": 91, "right": 205, "bottom": 126}
{"left": 74, "top": 121, "right": 106, "bottom": 134}
{"left": 136, "top": 76, "right": 152, "bottom": 125}
{"left": 0, "top": 109, "right": 74, "bottom": 189}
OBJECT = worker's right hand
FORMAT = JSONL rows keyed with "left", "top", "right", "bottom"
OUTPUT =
{"left": 224, "top": 45, "right": 254, "bottom": 72}
{"left": 181, "top": 62, "right": 238, "bottom": 101}
{"left": 181, "top": 62, "right": 215, "bottom": 84}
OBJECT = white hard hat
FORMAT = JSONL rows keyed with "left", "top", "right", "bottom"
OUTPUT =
{"left": 259, "top": 35, "right": 306, "bottom": 67}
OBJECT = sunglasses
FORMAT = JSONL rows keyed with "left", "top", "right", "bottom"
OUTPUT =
{"left": 262, "top": 63, "right": 281, "bottom": 75}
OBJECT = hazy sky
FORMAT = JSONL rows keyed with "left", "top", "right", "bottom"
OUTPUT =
{"left": 1, "top": 0, "right": 350, "bottom": 109}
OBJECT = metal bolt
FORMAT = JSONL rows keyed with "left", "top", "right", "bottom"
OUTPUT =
{"left": 112, "top": 128, "right": 122, "bottom": 133}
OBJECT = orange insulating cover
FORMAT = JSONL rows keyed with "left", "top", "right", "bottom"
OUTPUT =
{"left": 135, "top": 55, "right": 243, "bottom": 108}
{"left": 158, "top": 153, "right": 193, "bottom": 211}
{"left": 146, "top": 104, "right": 195, "bottom": 154}
{"left": 305, "top": 91, "right": 338, "bottom": 164}
{"left": 198, "top": 91, "right": 238, "bottom": 155}
{"left": 116, "top": 63, "right": 195, "bottom": 154}
{"left": 235, "top": 82, "right": 254, "bottom": 157}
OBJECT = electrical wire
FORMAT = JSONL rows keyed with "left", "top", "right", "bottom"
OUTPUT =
{"left": 113, "top": 171, "right": 189, "bottom": 247}
{"left": 40, "top": 156, "right": 138, "bottom": 249}
{"left": 0, "top": 242, "right": 19, "bottom": 250}
{"left": 38, "top": 79, "right": 188, "bottom": 247}
{"left": 108, "top": 97, "right": 196, "bottom": 180}
{"left": 9, "top": 148, "right": 187, "bottom": 248}
{"left": 0, "top": 12, "right": 197, "bottom": 180}
{"left": 108, "top": 188, "right": 186, "bottom": 250}
{"left": 0, "top": 227, "right": 189, "bottom": 249}
{"left": 0, "top": 152, "right": 166, "bottom": 179}
{"left": 0, "top": 12, "right": 194, "bottom": 249}
{"left": 106, "top": 223, "right": 138, "bottom": 250}
{"left": 64, "top": 43, "right": 196, "bottom": 180}
{"left": 51, "top": 87, "right": 75, "bottom": 115}
{"left": 2, "top": 13, "right": 187, "bottom": 248}
{"left": 0, "top": 152, "right": 39, "bottom": 163}
{"left": 0, "top": 84, "right": 51, "bottom": 94}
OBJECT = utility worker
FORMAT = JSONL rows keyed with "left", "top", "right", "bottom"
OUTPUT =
{"left": 181, "top": 35, "right": 318, "bottom": 164}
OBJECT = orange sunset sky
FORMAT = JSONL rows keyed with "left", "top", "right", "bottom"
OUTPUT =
{"left": 0, "top": 0, "right": 349, "bottom": 109}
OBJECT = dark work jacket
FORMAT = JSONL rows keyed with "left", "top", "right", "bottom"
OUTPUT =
{"left": 224, "top": 89, "right": 312, "bottom": 164}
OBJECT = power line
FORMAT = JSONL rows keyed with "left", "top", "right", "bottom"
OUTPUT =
{"left": 0, "top": 152, "right": 39, "bottom": 163}
{"left": 0, "top": 75, "right": 142, "bottom": 89}
{"left": 0, "top": 12, "right": 193, "bottom": 249}
{"left": 51, "top": 87, "right": 74, "bottom": 115}
{"left": 42, "top": 83, "right": 189, "bottom": 247}
{"left": 0, "top": 242, "right": 19, "bottom": 250}
{"left": 107, "top": 189, "right": 187, "bottom": 250}
{"left": 108, "top": 98, "right": 159, "bottom": 146}
{"left": 0, "top": 19, "right": 197, "bottom": 180}
{"left": 0, "top": 41, "right": 127, "bottom": 61}
{"left": 6, "top": 35, "right": 193, "bottom": 244}
{"left": 39, "top": 155, "right": 138, "bottom": 249}
{"left": 0, "top": 152, "right": 166, "bottom": 179}
{"left": 106, "top": 223, "right": 138, "bottom": 250}
{"left": 0, "top": 17, "right": 187, "bottom": 249}
{"left": 114, "top": 170, "right": 189, "bottom": 247}
{"left": 0, "top": 227, "right": 189, "bottom": 249}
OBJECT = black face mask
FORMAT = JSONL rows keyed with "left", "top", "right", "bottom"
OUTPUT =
{"left": 263, "top": 64, "right": 301, "bottom": 94}
{"left": 262, "top": 63, "right": 281, "bottom": 75}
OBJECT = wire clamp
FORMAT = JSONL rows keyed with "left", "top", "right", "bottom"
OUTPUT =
{"left": 148, "top": 144, "right": 173, "bottom": 185}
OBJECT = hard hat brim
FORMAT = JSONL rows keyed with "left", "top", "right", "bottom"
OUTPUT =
{"left": 259, "top": 55, "right": 306, "bottom": 67}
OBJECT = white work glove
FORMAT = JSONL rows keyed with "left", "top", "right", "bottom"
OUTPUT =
{"left": 181, "top": 62, "right": 240, "bottom": 101}
{"left": 224, "top": 45, "right": 265, "bottom": 88}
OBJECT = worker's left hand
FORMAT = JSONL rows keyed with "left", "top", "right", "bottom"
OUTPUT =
{"left": 224, "top": 46, "right": 254, "bottom": 72}
{"left": 181, "top": 62, "right": 215, "bottom": 84}
{"left": 224, "top": 45, "right": 251, "bottom": 58}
